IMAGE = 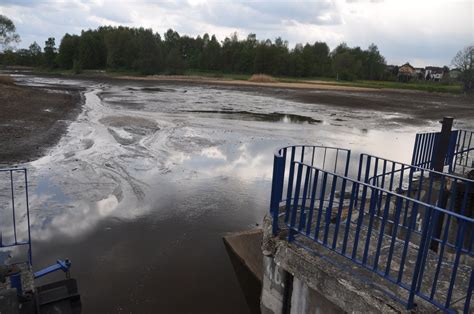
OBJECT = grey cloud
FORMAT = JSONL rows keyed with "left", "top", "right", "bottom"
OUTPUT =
{"left": 240, "top": 1, "right": 342, "bottom": 24}
{"left": 196, "top": 0, "right": 342, "bottom": 30}
{"left": 1, "top": 0, "right": 470, "bottom": 66}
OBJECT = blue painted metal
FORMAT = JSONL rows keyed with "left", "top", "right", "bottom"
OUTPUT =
{"left": 10, "top": 272, "right": 22, "bottom": 295}
{"left": 0, "top": 168, "right": 32, "bottom": 266}
{"left": 412, "top": 129, "right": 473, "bottom": 174}
{"left": 269, "top": 145, "right": 351, "bottom": 236}
{"left": 1, "top": 167, "right": 73, "bottom": 289}
{"left": 34, "top": 259, "right": 71, "bottom": 279}
{"left": 270, "top": 145, "right": 473, "bottom": 313}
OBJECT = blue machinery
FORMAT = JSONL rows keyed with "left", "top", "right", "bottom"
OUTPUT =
{"left": 270, "top": 128, "right": 473, "bottom": 312}
{"left": 0, "top": 168, "right": 71, "bottom": 296}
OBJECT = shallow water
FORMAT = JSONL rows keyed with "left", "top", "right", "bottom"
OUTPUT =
{"left": 5, "top": 75, "right": 447, "bottom": 312}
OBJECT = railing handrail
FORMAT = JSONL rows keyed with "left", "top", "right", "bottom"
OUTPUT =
{"left": 411, "top": 128, "right": 473, "bottom": 174}
{"left": 360, "top": 153, "right": 474, "bottom": 184}
{"left": 270, "top": 144, "right": 473, "bottom": 312}
{"left": 291, "top": 160, "right": 474, "bottom": 222}
{"left": 0, "top": 167, "right": 32, "bottom": 265}
{"left": 274, "top": 145, "right": 351, "bottom": 158}
{"left": 0, "top": 167, "right": 27, "bottom": 172}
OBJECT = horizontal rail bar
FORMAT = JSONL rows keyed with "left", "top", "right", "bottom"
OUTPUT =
{"left": 270, "top": 143, "right": 473, "bottom": 313}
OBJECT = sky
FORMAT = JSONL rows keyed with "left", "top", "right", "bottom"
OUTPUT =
{"left": 0, "top": 0, "right": 472, "bottom": 67}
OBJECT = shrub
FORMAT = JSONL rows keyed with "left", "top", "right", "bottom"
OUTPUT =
{"left": 248, "top": 74, "right": 275, "bottom": 83}
{"left": 0, "top": 75, "right": 15, "bottom": 85}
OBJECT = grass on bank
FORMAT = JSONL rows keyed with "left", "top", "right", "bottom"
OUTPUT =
{"left": 183, "top": 70, "right": 463, "bottom": 93}
{"left": 8, "top": 66, "right": 464, "bottom": 94}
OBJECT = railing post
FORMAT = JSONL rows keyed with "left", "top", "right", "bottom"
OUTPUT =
{"left": 407, "top": 202, "right": 434, "bottom": 309}
{"left": 432, "top": 116, "right": 454, "bottom": 172}
{"left": 270, "top": 154, "right": 285, "bottom": 236}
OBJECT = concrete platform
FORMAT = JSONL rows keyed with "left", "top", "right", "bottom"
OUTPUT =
{"left": 223, "top": 228, "right": 263, "bottom": 282}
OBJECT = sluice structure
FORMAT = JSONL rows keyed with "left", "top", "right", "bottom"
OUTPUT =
{"left": 263, "top": 119, "right": 473, "bottom": 313}
{"left": 0, "top": 168, "right": 80, "bottom": 314}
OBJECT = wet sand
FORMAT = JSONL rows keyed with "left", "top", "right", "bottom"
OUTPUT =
{"left": 118, "top": 74, "right": 377, "bottom": 91}
{"left": 119, "top": 75, "right": 474, "bottom": 124}
{"left": 0, "top": 80, "right": 83, "bottom": 165}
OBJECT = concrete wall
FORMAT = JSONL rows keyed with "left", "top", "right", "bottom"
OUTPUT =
{"left": 261, "top": 255, "right": 344, "bottom": 314}
{"left": 260, "top": 215, "right": 427, "bottom": 313}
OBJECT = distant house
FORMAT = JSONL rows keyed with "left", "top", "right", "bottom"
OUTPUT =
{"left": 398, "top": 62, "right": 416, "bottom": 82}
{"left": 414, "top": 67, "right": 425, "bottom": 80}
{"left": 425, "top": 66, "right": 444, "bottom": 81}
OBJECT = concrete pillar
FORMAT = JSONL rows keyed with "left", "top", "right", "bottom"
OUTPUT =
{"left": 261, "top": 256, "right": 289, "bottom": 314}
{"left": 290, "top": 277, "right": 344, "bottom": 314}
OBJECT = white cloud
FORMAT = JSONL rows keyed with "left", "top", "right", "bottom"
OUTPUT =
{"left": 0, "top": 0, "right": 472, "bottom": 66}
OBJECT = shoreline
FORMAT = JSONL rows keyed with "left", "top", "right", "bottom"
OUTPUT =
{"left": 1, "top": 72, "right": 472, "bottom": 168}
{"left": 0, "top": 79, "right": 84, "bottom": 166}
{"left": 116, "top": 74, "right": 378, "bottom": 92}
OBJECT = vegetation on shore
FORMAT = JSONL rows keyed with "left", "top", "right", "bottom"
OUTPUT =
{"left": 0, "top": 14, "right": 469, "bottom": 94}
{"left": 0, "top": 74, "right": 15, "bottom": 85}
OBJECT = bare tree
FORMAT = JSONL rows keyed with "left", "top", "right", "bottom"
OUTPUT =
{"left": 452, "top": 45, "right": 473, "bottom": 93}
{"left": 0, "top": 15, "right": 20, "bottom": 51}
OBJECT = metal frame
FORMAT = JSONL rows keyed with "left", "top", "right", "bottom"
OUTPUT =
{"left": 412, "top": 129, "right": 473, "bottom": 174}
{"left": 270, "top": 145, "right": 351, "bottom": 235}
{"left": 0, "top": 168, "right": 32, "bottom": 266}
{"left": 269, "top": 145, "right": 473, "bottom": 312}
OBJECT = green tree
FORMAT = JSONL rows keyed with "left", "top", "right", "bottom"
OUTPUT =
{"left": 104, "top": 27, "right": 137, "bottom": 69}
{"left": 78, "top": 30, "right": 107, "bottom": 69}
{"left": 288, "top": 44, "right": 304, "bottom": 77}
{"left": 57, "top": 34, "right": 80, "bottom": 68}
{"left": 166, "top": 47, "right": 184, "bottom": 74}
{"left": 0, "top": 15, "right": 20, "bottom": 51}
{"left": 452, "top": 45, "right": 474, "bottom": 93}
{"left": 201, "top": 35, "right": 221, "bottom": 70}
{"left": 302, "top": 43, "right": 314, "bottom": 77}
{"left": 273, "top": 37, "right": 289, "bottom": 75}
{"left": 364, "top": 44, "right": 386, "bottom": 80}
{"left": 333, "top": 51, "right": 360, "bottom": 81}
{"left": 133, "top": 28, "right": 163, "bottom": 74}
{"left": 29, "top": 42, "right": 42, "bottom": 66}
{"left": 312, "top": 42, "right": 331, "bottom": 76}
{"left": 43, "top": 37, "right": 57, "bottom": 68}
{"left": 1, "top": 49, "right": 16, "bottom": 66}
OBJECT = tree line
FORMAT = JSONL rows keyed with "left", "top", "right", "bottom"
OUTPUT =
{"left": 1, "top": 24, "right": 389, "bottom": 81}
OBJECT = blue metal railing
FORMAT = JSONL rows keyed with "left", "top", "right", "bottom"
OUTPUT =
{"left": 0, "top": 168, "right": 32, "bottom": 266}
{"left": 453, "top": 130, "right": 474, "bottom": 174}
{"left": 0, "top": 167, "right": 73, "bottom": 293}
{"left": 412, "top": 129, "right": 473, "bottom": 174}
{"left": 270, "top": 145, "right": 473, "bottom": 312}
{"left": 359, "top": 153, "right": 473, "bottom": 204}
{"left": 270, "top": 145, "right": 351, "bottom": 235}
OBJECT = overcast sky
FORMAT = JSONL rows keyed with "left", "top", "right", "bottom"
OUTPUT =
{"left": 0, "top": 0, "right": 472, "bottom": 67}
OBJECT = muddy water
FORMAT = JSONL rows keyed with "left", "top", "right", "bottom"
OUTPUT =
{"left": 9, "top": 75, "right": 445, "bottom": 313}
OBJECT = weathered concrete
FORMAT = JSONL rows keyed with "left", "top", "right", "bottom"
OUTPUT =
{"left": 223, "top": 229, "right": 263, "bottom": 282}
{"left": 261, "top": 255, "right": 289, "bottom": 314}
{"left": 0, "top": 288, "right": 19, "bottom": 314}
{"left": 260, "top": 214, "right": 450, "bottom": 313}
{"left": 290, "top": 277, "right": 343, "bottom": 314}
{"left": 0, "top": 263, "right": 35, "bottom": 314}
{"left": 0, "top": 263, "right": 34, "bottom": 294}
{"left": 224, "top": 229, "right": 263, "bottom": 314}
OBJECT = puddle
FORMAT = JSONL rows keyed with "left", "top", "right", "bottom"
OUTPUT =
{"left": 184, "top": 110, "right": 322, "bottom": 124}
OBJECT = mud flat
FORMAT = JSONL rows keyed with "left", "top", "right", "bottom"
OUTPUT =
{"left": 0, "top": 78, "right": 83, "bottom": 165}
{"left": 117, "top": 75, "right": 474, "bottom": 125}
{"left": 0, "top": 73, "right": 472, "bottom": 312}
